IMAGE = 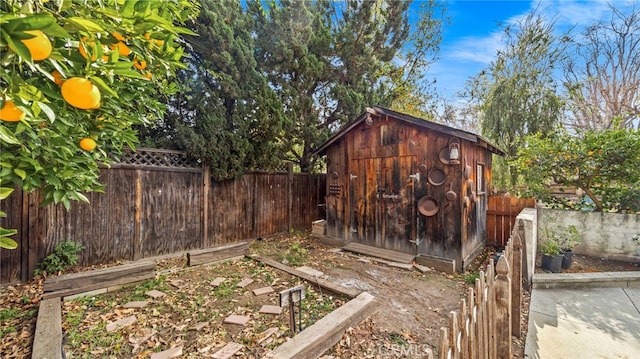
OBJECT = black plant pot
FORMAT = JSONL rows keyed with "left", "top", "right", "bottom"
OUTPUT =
{"left": 561, "top": 249, "right": 573, "bottom": 269}
{"left": 541, "top": 254, "right": 564, "bottom": 273}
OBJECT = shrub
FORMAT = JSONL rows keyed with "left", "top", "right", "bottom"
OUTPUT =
{"left": 35, "top": 240, "right": 85, "bottom": 275}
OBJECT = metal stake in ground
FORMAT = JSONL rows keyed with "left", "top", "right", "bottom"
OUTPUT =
{"left": 279, "top": 285, "right": 305, "bottom": 333}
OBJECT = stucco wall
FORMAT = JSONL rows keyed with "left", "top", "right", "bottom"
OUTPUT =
{"left": 537, "top": 208, "right": 640, "bottom": 264}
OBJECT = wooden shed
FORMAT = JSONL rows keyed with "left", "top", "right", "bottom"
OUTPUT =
{"left": 313, "top": 106, "right": 504, "bottom": 272}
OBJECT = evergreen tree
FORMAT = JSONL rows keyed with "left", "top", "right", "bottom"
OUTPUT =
{"left": 141, "top": 0, "right": 285, "bottom": 180}
{"left": 250, "top": 0, "right": 444, "bottom": 172}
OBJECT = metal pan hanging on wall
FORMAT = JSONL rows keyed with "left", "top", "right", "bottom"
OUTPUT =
{"left": 427, "top": 168, "right": 446, "bottom": 186}
{"left": 418, "top": 196, "right": 439, "bottom": 216}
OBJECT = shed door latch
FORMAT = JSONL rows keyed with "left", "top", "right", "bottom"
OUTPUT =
{"left": 350, "top": 174, "right": 358, "bottom": 180}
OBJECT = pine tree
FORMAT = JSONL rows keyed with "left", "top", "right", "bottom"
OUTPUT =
{"left": 142, "top": 0, "right": 286, "bottom": 180}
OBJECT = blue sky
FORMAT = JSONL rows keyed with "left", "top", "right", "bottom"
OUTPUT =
{"left": 426, "top": 0, "right": 639, "bottom": 99}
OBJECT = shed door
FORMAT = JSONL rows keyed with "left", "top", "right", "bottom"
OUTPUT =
{"left": 349, "top": 156, "right": 415, "bottom": 253}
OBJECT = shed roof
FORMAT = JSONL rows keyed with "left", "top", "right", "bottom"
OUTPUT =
{"left": 313, "top": 106, "right": 505, "bottom": 156}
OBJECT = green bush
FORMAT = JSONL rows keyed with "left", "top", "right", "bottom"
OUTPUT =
{"left": 35, "top": 240, "right": 85, "bottom": 275}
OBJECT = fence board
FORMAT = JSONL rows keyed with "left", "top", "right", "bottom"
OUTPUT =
{"left": 1, "top": 149, "right": 325, "bottom": 283}
{"left": 140, "top": 169, "right": 202, "bottom": 258}
{"left": 487, "top": 196, "right": 535, "bottom": 247}
{"left": 439, "top": 219, "right": 525, "bottom": 358}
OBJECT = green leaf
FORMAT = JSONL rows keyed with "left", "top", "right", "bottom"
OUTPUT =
{"left": 18, "top": 83, "right": 45, "bottom": 102}
{"left": 53, "top": 190, "right": 64, "bottom": 203}
{"left": 0, "top": 187, "right": 13, "bottom": 200}
{"left": 2, "top": 31, "right": 32, "bottom": 62}
{"left": 113, "top": 69, "right": 149, "bottom": 80}
{"left": 121, "top": 0, "right": 138, "bottom": 18}
{"left": 42, "top": 21, "right": 71, "bottom": 39}
{"left": 89, "top": 76, "right": 118, "bottom": 98}
{"left": 13, "top": 168, "right": 26, "bottom": 181}
{"left": 11, "top": 15, "right": 56, "bottom": 31}
{"left": 37, "top": 102, "right": 55, "bottom": 123}
{"left": 0, "top": 235, "right": 18, "bottom": 250}
{"left": 65, "top": 17, "right": 105, "bottom": 33}
{"left": 0, "top": 126, "right": 20, "bottom": 144}
{"left": 73, "top": 192, "right": 89, "bottom": 203}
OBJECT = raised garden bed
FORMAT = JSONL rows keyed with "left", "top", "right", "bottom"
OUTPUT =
{"left": 60, "top": 257, "right": 351, "bottom": 357}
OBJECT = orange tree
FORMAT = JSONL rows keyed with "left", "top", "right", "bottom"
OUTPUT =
{"left": 0, "top": 0, "right": 199, "bottom": 248}
{"left": 512, "top": 127, "right": 640, "bottom": 212}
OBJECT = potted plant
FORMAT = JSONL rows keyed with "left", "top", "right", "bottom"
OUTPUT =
{"left": 557, "top": 225, "right": 581, "bottom": 269}
{"left": 539, "top": 236, "right": 563, "bottom": 273}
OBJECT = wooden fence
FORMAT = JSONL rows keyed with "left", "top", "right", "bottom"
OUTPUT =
{"left": 487, "top": 196, "right": 535, "bottom": 247}
{"left": 439, "top": 219, "right": 525, "bottom": 359}
{"left": 0, "top": 148, "right": 325, "bottom": 284}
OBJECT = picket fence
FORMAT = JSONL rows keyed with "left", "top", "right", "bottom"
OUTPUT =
{"left": 438, "top": 219, "right": 525, "bottom": 358}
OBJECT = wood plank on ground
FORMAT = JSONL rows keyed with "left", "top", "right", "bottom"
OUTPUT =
{"left": 43, "top": 260, "right": 155, "bottom": 292}
{"left": 42, "top": 272, "right": 155, "bottom": 300}
{"left": 187, "top": 242, "right": 249, "bottom": 267}
{"left": 265, "top": 292, "right": 377, "bottom": 359}
{"left": 342, "top": 242, "right": 415, "bottom": 264}
{"left": 249, "top": 255, "right": 361, "bottom": 298}
{"left": 32, "top": 297, "right": 62, "bottom": 359}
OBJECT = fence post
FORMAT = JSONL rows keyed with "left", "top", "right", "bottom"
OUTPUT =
{"left": 476, "top": 272, "right": 487, "bottom": 359}
{"left": 202, "top": 164, "right": 210, "bottom": 248}
{"left": 459, "top": 299, "right": 468, "bottom": 359}
{"left": 494, "top": 256, "right": 512, "bottom": 358}
{"left": 287, "top": 163, "right": 293, "bottom": 231}
{"left": 511, "top": 233, "right": 522, "bottom": 338}
{"left": 133, "top": 169, "right": 142, "bottom": 260}
{"left": 440, "top": 327, "right": 450, "bottom": 359}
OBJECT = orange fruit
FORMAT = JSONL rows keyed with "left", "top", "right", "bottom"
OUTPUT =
{"left": 61, "top": 77, "right": 101, "bottom": 110}
{"left": 111, "top": 42, "right": 131, "bottom": 57}
{"left": 51, "top": 70, "right": 65, "bottom": 85}
{"left": 79, "top": 138, "right": 96, "bottom": 151}
{"left": 0, "top": 100, "right": 25, "bottom": 122}
{"left": 111, "top": 32, "right": 125, "bottom": 41}
{"left": 154, "top": 39, "right": 164, "bottom": 46}
{"left": 21, "top": 30, "right": 52, "bottom": 61}
{"left": 145, "top": 71, "right": 152, "bottom": 80}
{"left": 133, "top": 58, "right": 147, "bottom": 70}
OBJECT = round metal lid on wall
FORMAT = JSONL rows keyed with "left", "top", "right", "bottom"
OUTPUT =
{"left": 418, "top": 196, "right": 439, "bottom": 216}
{"left": 427, "top": 168, "right": 445, "bottom": 186}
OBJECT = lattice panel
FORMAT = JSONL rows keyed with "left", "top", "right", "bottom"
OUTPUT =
{"left": 118, "top": 148, "right": 199, "bottom": 169}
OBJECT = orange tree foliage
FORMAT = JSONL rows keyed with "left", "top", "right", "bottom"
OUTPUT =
{"left": 0, "top": 0, "right": 199, "bottom": 248}
{"left": 512, "top": 127, "right": 640, "bottom": 212}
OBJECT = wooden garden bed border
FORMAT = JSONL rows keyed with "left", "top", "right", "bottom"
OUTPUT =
{"left": 32, "top": 247, "right": 374, "bottom": 359}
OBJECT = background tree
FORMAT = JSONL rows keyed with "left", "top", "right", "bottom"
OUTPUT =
{"left": 250, "top": 0, "right": 445, "bottom": 172}
{"left": 468, "top": 12, "right": 565, "bottom": 187}
{"left": 140, "top": 0, "right": 286, "bottom": 180}
{"left": 0, "top": 0, "right": 198, "bottom": 248}
{"left": 563, "top": 6, "right": 640, "bottom": 130}
{"left": 513, "top": 127, "right": 640, "bottom": 212}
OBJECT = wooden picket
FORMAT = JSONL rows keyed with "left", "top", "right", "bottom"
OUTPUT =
{"left": 439, "top": 219, "right": 525, "bottom": 358}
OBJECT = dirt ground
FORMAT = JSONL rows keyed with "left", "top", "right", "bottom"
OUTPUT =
{"left": 1, "top": 232, "right": 639, "bottom": 358}
{"left": 252, "top": 234, "right": 483, "bottom": 358}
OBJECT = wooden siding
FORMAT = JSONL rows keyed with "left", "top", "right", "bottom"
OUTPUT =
{"left": 323, "top": 113, "right": 498, "bottom": 269}
{"left": 0, "top": 167, "right": 324, "bottom": 284}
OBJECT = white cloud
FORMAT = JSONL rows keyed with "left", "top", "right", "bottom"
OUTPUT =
{"left": 433, "top": 0, "right": 639, "bottom": 99}
{"left": 447, "top": 31, "right": 504, "bottom": 65}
